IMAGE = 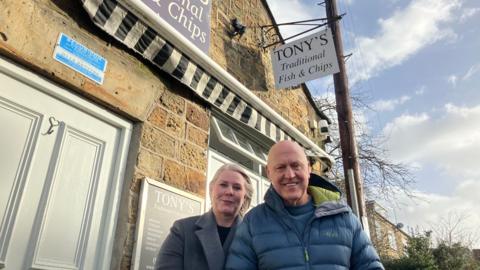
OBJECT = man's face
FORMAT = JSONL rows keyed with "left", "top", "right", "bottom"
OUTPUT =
{"left": 267, "top": 141, "right": 311, "bottom": 206}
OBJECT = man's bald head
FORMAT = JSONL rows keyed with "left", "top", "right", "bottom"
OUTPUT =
{"left": 266, "top": 140, "right": 311, "bottom": 206}
{"left": 267, "top": 140, "right": 308, "bottom": 166}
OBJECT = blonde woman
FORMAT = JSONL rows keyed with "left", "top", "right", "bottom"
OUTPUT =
{"left": 155, "top": 163, "right": 253, "bottom": 270}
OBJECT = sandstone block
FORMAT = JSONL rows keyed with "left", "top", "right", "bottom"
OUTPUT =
{"left": 127, "top": 190, "right": 139, "bottom": 224}
{"left": 137, "top": 150, "right": 163, "bottom": 180}
{"left": 141, "top": 124, "right": 176, "bottom": 158}
{"left": 186, "top": 167, "right": 206, "bottom": 197}
{"left": 159, "top": 90, "right": 186, "bottom": 116}
{"left": 130, "top": 171, "right": 145, "bottom": 194}
{"left": 179, "top": 142, "right": 207, "bottom": 171}
{"left": 186, "top": 102, "right": 210, "bottom": 131}
{"left": 187, "top": 124, "right": 209, "bottom": 148}
{"left": 147, "top": 106, "right": 168, "bottom": 129}
{"left": 163, "top": 159, "right": 187, "bottom": 189}
{"left": 165, "top": 113, "right": 186, "bottom": 138}
{"left": 120, "top": 222, "right": 136, "bottom": 269}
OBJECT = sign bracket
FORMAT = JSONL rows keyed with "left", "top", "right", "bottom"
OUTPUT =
{"left": 259, "top": 14, "right": 345, "bottom": 50}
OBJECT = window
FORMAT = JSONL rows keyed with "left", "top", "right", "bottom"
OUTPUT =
{"left": 401, "top": 237, "right": 408, "bottom": 254}
{"left": 388, "top": 230, "right": 397, "bottom": 250}
{"left": 206, "top": 116, "right": 273, "bottom": 209}
{"left": 211, "top": 117, "right": 268, "bottom": 166}
{"left": 374, "top": 221, "right": 382, "bottom": 242}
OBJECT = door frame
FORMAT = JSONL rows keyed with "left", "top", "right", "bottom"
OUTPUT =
{"left": 0, "top": 56, "right": 133, "bottom": 269}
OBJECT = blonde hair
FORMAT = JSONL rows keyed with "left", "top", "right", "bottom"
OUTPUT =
{"left": 209, "top": 163, "right": 253, "bottom": 216}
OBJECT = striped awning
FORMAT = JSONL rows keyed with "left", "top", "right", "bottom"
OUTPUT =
{"left": 81, "top": 0, "right": 329, "bottom": 158}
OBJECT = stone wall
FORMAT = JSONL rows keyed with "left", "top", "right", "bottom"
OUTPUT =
{"left": 209, "top": 0, "right": 324, "bottom": 141}
{"left": 366, "top": 202, "right": 410, "bottom": 259}
{"left": 0, "top": 1, "right": 210, "bottom": 268}
{"left": 123, "top": 81, "right": 210, "bottom": 268}
{"left": 0, "top": 0, "right": 328, "bottom": 268}
{"left": 0, "top": 0, "right": 160, "bottom": 120}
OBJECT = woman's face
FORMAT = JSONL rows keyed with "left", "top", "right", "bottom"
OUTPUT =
{"left": 211, "top": 170, "right": 247, "bottom": 219}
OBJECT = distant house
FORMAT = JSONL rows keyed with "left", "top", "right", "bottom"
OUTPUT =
{"left": 366, "top": 200, "right": 411, "bottom": 259}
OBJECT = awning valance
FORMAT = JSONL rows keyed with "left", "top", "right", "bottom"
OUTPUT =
{"left": 81, "top": 0, "right": 333, "bottom": 165}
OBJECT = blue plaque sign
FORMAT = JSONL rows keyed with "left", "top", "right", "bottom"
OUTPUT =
{"left": 53, "top": 33, "right": 107, "bottom": 84}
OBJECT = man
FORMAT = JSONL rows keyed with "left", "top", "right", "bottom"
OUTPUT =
{"left": 225, "top": 140, "right": 384, "bottom": 270}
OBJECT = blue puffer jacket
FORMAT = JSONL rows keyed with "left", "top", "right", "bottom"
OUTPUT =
{"left": 225, "top": 174, "right": 384, "bottom": 270}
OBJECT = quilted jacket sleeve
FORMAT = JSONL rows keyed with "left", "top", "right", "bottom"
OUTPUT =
{"left": 155, "top": 220, "right": 185, "bottom": 270}
{"left": 349, "top": 214, "right": 385, "bottom": 270}
{"left": 224, "top": 216, "right": 258, "bottom": 270}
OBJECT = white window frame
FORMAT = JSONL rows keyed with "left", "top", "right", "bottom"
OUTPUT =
{"left": 205, "top": 150, "right": 270, "bottom": 211}
{"left": 206, "top": 115, "right": 273, "bottom": 212}
{"left": 210, "top": 117, "right": 268, "bottom": 166}
{"left": 388, "top": 230, "right": 398, "bottom": 250}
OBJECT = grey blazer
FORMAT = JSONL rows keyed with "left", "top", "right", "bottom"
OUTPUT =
{"left": 155, "top": 210, "right": 239, "bottom": 270}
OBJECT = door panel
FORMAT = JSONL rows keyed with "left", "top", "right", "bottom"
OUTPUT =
{"left": 0, "top": 97, "right": 42, "bottom": 267}
{"left": 0, "top": 59, "right": 131, "bottom": 270}
{"left": 31, "top": 125, "right": 106, "bottom": 269}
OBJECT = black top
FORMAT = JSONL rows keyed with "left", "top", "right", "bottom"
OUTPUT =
{"left": 217, "top": 225, "right": 231, "bottom": 246}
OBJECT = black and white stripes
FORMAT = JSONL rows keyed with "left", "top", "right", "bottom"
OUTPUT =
{"left": 81, "top": 0, "right": 327, "bottom": 157}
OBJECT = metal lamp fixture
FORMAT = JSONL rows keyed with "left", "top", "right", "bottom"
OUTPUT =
{"left": 230, "top": 18, "right": 246, "bottom": 37}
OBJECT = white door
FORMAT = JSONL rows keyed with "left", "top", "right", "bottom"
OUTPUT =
{"left": 0, "top": 58, "right": 131, "bottom": 269}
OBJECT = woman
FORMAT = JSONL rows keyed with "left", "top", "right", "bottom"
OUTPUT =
{"left": 155, "top": 163, "right": 253, "bottom": 270}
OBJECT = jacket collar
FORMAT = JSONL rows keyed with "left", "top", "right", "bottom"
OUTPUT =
{"left": 195, "top": 210, "right": 240, "bottom": 270}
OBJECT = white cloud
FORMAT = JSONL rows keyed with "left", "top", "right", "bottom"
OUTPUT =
{"left": 265, "top": 0, "right": 322, "bottom": 41}
{"left": 448, "top": 75, "right": 458, "bottom": 87}
{"left": 349, "top": 0, "right": 462, "bottom": 84}
{"left": 267, "top": 0, "right": 474, "bottom": 87}
{"left": 462, "top": 63, "right": 480, "bottom": 81}
{"left": 383, "top": 112, "right": 429, "bottom": 133}
{"left": 460, "top": 7, "right": 480, "bottom": 22}
{"left": 415, "top": 86, "right": 426, "bottom": 95}
{"left": 383, "top": 103, "right": 480, "bottom": 178}
{"left": 446, "top": 63, "right": 480, "bottom": 87}
{"left": 372, "top": 95, "right": 411, "bottom": 111}
{"left": 380, "top": 104, "right": 480, "bottom": 248}
{"left": 340, "top": 0, "right": 354, "bottom": 6}
{"left": 377, "top": 182, "right": 480, "bottom": 248}
{"left": 307, "top": 76, "right": 334, "bottom": 97}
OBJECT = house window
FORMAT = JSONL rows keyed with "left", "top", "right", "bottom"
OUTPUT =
{"left": 401, "top": 237, "right": 408, "bottom": 254}
{"left": 388, "top": 230, "right": 397, "bottom": 250}
{"left": 206, "top": 116, "right": 273, "bottom": 211}
{"left": 211, "top": 117, "right": 268, "bottom": 166}
{"left": 374, "top": 220, "right": 382, "bottom": 242}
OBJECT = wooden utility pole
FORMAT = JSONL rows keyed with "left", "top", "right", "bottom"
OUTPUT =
{"left": 325, "top": 0, "right": 368, "bottom": 230}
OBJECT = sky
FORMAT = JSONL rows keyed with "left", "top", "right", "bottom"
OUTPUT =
{"left": 267, "top": 0, "right": 480, "bottom": 248}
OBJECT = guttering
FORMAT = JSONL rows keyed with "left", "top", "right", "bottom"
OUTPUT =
{"left": 118, "top": 0, "right": 333, "bottom": 164}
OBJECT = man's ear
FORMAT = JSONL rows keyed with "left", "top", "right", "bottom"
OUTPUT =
{"left": 266, "top": 165, "right": 271, "bottom": 178}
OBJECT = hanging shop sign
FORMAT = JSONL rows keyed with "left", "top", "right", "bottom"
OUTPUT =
{"left": 271, "top": 28, "right": 339, "bottom": 89}
{"left": 53, "top": 33, "right": 107, "bottom": 84}
{"left": 132, "top": 178, "right": 204, "bottom": 270}
{"left": 81, "top": 0, "right": 335, "bottom": 163}
{"left": 139, "top": 0, "right": 212, "bottom": 53}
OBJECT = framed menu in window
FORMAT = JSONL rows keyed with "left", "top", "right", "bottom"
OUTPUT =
{"left": 131, "top": 178, "right": 204, "bottom": 270}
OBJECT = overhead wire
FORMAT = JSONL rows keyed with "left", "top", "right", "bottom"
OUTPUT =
{"left": 337, "top": 0, "right": 385, "bottom": 132}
